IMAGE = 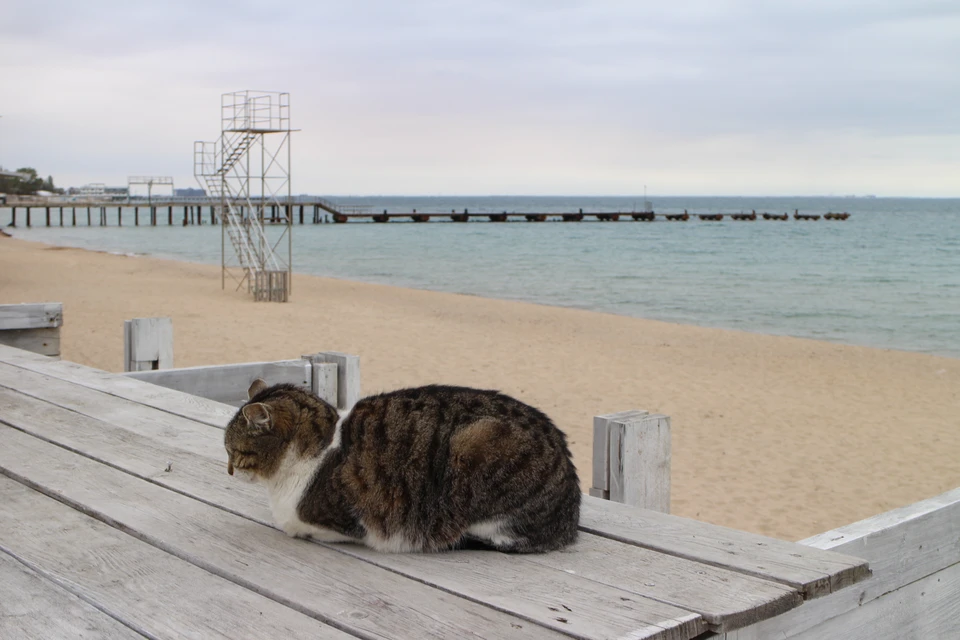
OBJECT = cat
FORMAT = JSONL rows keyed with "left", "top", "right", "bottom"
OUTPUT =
{"left": 224, "top": 379, "right": 581, "bottom": 553}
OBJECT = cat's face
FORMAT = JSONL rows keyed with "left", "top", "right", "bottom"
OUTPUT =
{"left": 224, "top": 379, "right": 289, "bottom": 481}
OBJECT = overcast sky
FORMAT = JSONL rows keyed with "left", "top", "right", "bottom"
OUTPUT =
{"left": 2, "top": 1, "right": 957, "bottom": 196}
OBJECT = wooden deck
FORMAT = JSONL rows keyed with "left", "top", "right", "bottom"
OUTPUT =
{"left": 0, "top": 344, "right": 870, "bottom": 639}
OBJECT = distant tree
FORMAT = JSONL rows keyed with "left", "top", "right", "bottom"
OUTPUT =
{"left": 0, "top": 167, "right": 60, "bottom": 195}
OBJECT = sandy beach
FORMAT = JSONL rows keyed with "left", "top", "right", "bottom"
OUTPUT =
{"left": 2, "top": 233, "right": 958, "bottom": 541}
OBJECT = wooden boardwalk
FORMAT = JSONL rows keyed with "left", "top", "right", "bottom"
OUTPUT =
{"left": 0, "top": 343, "right": 870, "bottom": 639}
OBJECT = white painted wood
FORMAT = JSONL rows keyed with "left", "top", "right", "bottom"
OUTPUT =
{"left": 0, "top": 552, "right": 143, "bottom": 640}
{"left": 0, "top": 418, "right": 702, "bottom": 640}
{"left": 0, "top": 302, "right": 62, "bottom": 330}
{"left": 310, "top": 351, "right": 360, "bottom": 410}
{"left": 0, "top": 327, "right": 60, "bottom": 357}
{"left": 607, "top": 412, "right": 671, "bottom": 513}
{"left": 123, "top": 317, "right": 173, "bottom": 372}
{"left": 579, "top": 496, "right": 870, "bottom": 599}
{"left": 124, "top": 359, "right": 311, "bottom": 406}
{"left": 0, "top": 476, "right": 352, "bottom": 640}
{"left": 302, "top": 355, "right": 338, "bottom": 405}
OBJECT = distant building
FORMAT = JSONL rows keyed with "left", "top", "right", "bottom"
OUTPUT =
{"left": 175, "top": 187, "right": 207, "bottom": 197}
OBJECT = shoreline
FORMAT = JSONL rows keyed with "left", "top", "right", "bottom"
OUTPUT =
{"left": 7, "top": 227, "right": 959, "bottom": 361}
{"left": 2, "top": 233, "right": 959, "bottom": 541}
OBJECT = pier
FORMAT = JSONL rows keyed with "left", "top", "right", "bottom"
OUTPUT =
{"left": 2, "top": 198, "right": 851, "bottom": 227}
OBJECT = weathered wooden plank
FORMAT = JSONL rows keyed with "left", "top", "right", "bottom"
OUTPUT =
{"left": 0, "top": 302, "right": 62, "bottom": 330}
{"left": 0, "top": 426, "right": 664, "bottom": 640}
{"left": 801, "top": 485, "right": 960, "bottom": 601}
{"left": 0, "top": 477, "right": 350, "bottom": 640}
{"left": 0, "top": 327, "right": 60, "bottom": 357}
{"left": 124, "top": 317, "right": 174, "bottom": 371}
{"left": 579, "top": 496, "right": 870, "bottom": 599}
{"left": 0, "top": 363, "right": 227, "bottom": 457}
{"left": 725, "top": 486, "right": 960, "bottom": 639}
{"left": 0, "top": 403, "right": 705, "bottom": 640}
{"left": 522, "top": 533, "right": 800, "bottom": 632}
{"left": 720, "top": 562, "right": 960, "bottom": 640}
{"left": 124, "top": 359, "right": 311, "bottom": 406}
{"left": 0, "top": 552, "right": 144, "bottom": 640}
{"left": 0, "top": 387, "right": 801, "bottom": 636}
{"left": 0, "top": 344, "right": 235, "bottom": 428}
{"left": 608, "top": 412, "right": 671, "bottom": 512}
{"left": 0, "top": 385, "right": 266, "bottom": 519}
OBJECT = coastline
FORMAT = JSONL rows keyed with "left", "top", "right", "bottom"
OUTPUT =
{"left": 2, "top": 233, "right": 958, "bottom": 541}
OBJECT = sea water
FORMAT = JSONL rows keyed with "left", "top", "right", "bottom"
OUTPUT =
{"left": 5, "top": 196, "right": 959, "bottom": 359}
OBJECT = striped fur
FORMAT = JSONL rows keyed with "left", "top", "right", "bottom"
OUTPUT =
{"left": 225, "top": 382, "right": 580, "bottom": 553}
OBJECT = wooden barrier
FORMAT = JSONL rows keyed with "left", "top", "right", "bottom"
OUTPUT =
{"left": 126, "top": 359, "right": 311, "bottom": 406}
{"left": 0, "top": 302, "right": 62, "bottom": 357}
{"left": 123, "top": 317, "right": 173, "bottom": 372}
{"left": 590, "top": 410, "right": 671, "bottom": 513}
{"left": 713, "top": 486, "right": 960, "bottom": 638}
{"left": 123, "top": 348, "right": 359, "bottom": 409}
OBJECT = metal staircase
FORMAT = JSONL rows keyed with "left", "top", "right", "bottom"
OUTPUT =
{"left": 193, "top": 92, "right": 292, "bottom": 301}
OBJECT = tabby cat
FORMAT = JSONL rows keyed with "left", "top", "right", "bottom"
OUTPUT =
{"left": 224, "top": 380, "right": 580, "bottom": 553}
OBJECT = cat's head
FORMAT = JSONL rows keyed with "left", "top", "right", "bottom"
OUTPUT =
{"left": 224, "top": 379, "right": 338, "bottom": 481}
{"left": 224, "top": 378, "right": 286, "bottom": 482}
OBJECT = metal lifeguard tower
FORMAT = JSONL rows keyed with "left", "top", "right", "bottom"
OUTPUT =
{"left": 194, "top": 91, "right": 293, "bottom": 302}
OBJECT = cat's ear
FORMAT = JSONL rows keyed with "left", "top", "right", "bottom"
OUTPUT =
{"left": 247, "top": 378, "right": 268, "bottom": 399}
{"left": 241, "top": 402, "right": 272, "bottom": 431}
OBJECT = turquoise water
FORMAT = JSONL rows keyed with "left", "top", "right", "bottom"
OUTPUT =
{"left": 4, "top": 196, "right": 959, "bottom": 359}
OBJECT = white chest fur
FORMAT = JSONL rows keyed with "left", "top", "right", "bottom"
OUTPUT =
{"left": 259, "top": 411, "right": 355, "bottom": 544}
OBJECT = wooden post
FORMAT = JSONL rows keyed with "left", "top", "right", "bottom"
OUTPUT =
{"left": 118, "top": 206, "right": 122, "bottom": 226}
{"left": 59, "top": 207, "right": 63, "bottom": 227}
{"left": 302, "top": 351, "right": 360, "bottom": 411}
{"left": 299, "top": 205, "right": 304, "bottom": 224}
{"left": 590, "top": 410, "right": 671, "bottom": 512}
{"left": 301, "top": 355, "right": 339, "bottom": 407}
{"left": 123, "top": 317, "right": 174, "bottom": 372}
{"left": 10, "top": 207, "right": 15, "bottom": 227}
{"left": 45, "top": 207, "right": 50, "bottom": 226}
{"left": 72, "top": 208, "right": 76, "bottom": 226}
{"left": 168, "top": 206, "right": 173, "bottom": 225}
{"left": 26, "top": 208, "right": 30, "bottom": 227}
{"left": 210, "top": 206, "right": 215, "bottom": 225}
{"left": 135, "top": 207, "right": 139, "bottom": 226}
{"left": 87, "top": 207, "right": 91, "bottom": 226}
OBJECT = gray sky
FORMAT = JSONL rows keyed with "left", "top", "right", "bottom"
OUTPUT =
{"left": 2, "top": 0, "right": 957, "bottom": 196}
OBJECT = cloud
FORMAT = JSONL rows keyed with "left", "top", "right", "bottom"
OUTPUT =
{"left": 1, "top": 0, "right": 957, "bottom": 195}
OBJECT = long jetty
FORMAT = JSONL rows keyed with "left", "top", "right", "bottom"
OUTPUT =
{"left": 1, "top": 198, "right": 850, "bottom": 228}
